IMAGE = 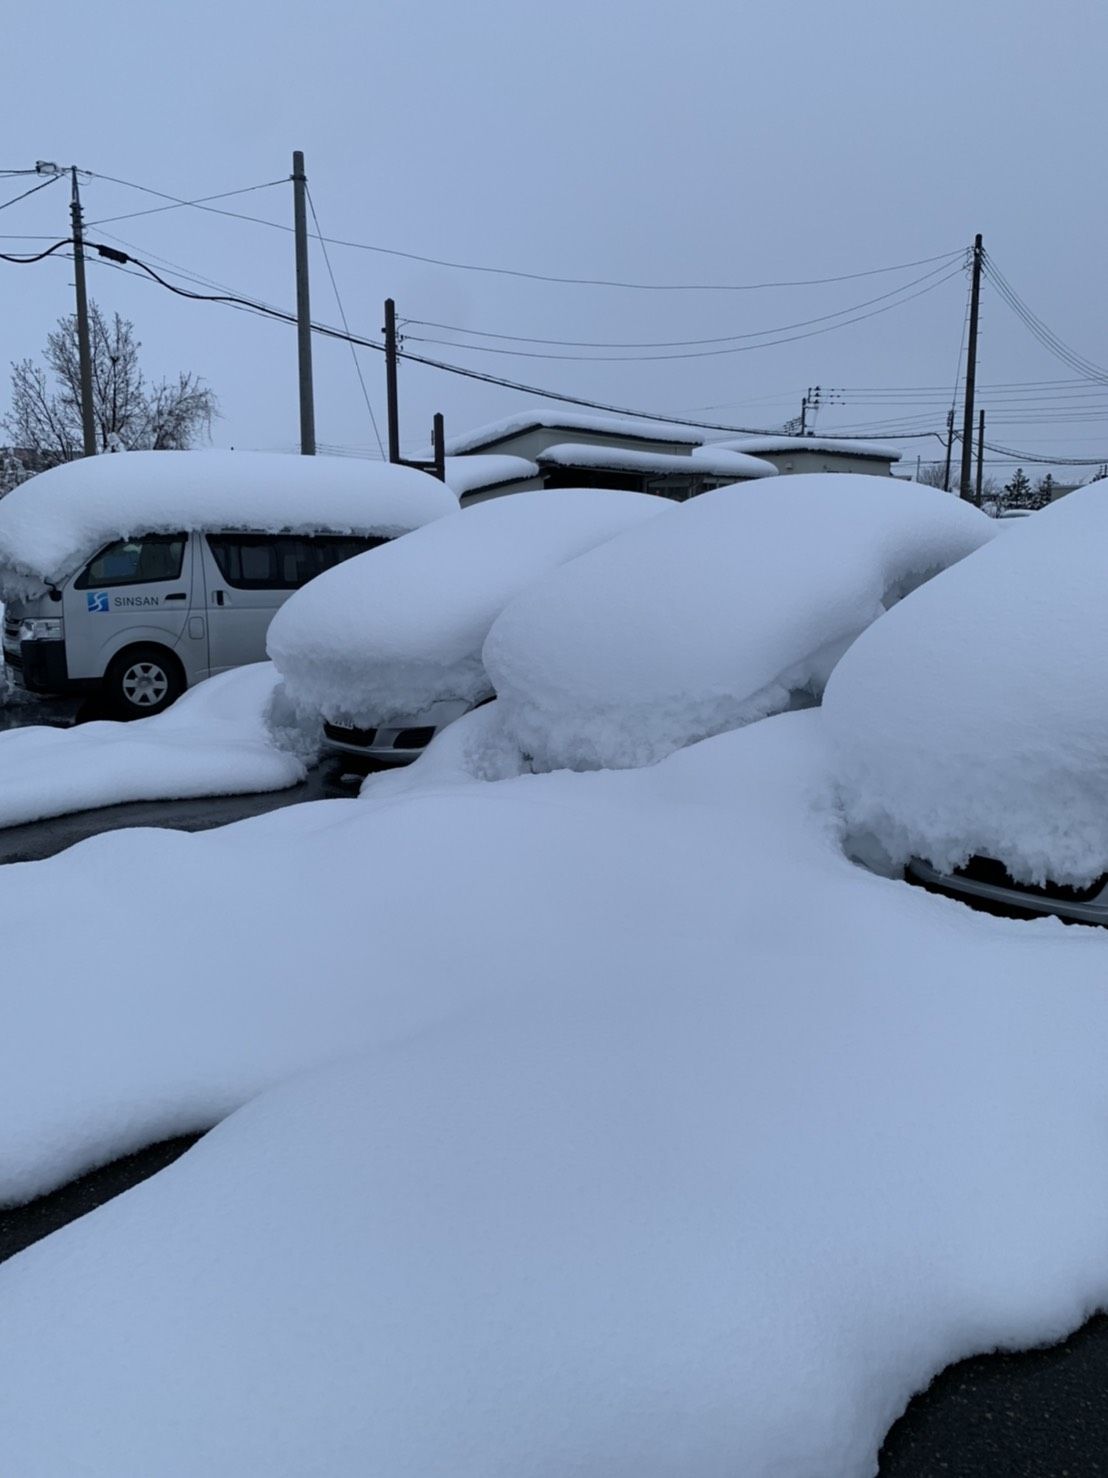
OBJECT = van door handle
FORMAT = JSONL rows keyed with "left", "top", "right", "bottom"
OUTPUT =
{"left": 164, "top": 592, "right": 186, "bottom": 601}
{"left": 213, "top": 590, "right": 225, "bottom": 606}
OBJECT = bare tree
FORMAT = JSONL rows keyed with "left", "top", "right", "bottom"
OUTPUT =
{"left": 3, "top": 303, "right": 218, "bottom": 465}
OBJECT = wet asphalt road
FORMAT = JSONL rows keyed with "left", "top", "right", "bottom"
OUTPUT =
{"left": 1, "top": 699, "right": 1106, "bottom": 1472}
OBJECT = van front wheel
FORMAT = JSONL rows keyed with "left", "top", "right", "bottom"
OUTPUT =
{"left": 105, "top": 646, "right": 185, "bottom": 719}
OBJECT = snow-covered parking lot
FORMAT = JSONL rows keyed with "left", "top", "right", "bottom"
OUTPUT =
{"left": 1, "top": 473, "right": 1107, "bottom": 1476}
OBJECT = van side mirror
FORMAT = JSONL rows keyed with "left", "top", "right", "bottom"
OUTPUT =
{"left": 48, "top": 587, "right": 62, "bottom": 603}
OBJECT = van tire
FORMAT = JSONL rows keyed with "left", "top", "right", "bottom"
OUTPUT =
{"left": 104, "top": 645, "right": 185, "bottom": 719}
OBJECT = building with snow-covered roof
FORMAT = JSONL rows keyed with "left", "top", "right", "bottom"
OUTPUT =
{"left": 704, "top": 436, "right": 902, "bottom": 478}
{"left": 444, "top": 409, "right": 777, "bottom": 504}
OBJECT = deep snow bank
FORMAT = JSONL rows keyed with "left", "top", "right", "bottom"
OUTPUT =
{"left": 2, "top": 713, "right": 1108, "bottom": 1476}
{"left": 0, "top": 664, "right": 303, "bottom": 829}
{"left": 267, "top": 487, "right": 669, "bottom": 725}
{"left": 825, "top": 483, "right": 1108, "bottom": 884}
{"left": 484, "top": 474, "right": 995, "bottom": 771}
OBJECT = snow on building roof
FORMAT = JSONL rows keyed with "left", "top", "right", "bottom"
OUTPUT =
{"left": 537, "top": 443, "right": 778, "bottom": 480}
{"left": 442, "top": 455, "right": 540, "bottom": 496}
{"left": 708, "top": 436, "right": 903, "bottom": 462}
{"left": 0, "top": 450, "right": 458, "bottom": 591}
{"left": 445, "top": 409, "right": 709, "bottom": 454}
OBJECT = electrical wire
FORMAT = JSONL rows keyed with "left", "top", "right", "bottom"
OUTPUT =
{"left": 401, "top": 266, "right": 965, "bottom": 362}
{"left": 84, "top": 177, "right": 290, "bottom": 229}
{"left": 0, "top": 174, "right": 61, "bottom": 213}
{"left": 81, "top": 169, "right": 965, "bottom": 292}
{"left": 0, "top": 238, "right": 74, "bottom": 264}
{"left": 982, "top": 252, "right": 1108, "bottom": 384}
{"left": 306, "top": 185, "right": 385, "bottom": 459}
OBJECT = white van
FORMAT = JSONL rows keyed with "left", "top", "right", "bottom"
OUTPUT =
{"left": 0, "top": 450, "right": 458, "bottom": 717}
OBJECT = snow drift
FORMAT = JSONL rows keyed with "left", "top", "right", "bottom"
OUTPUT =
{"left": 267, "top": 487, "right": 669, "bottom": 726}
{"left": 484, "top": 474, "right": 996, "bottom": 771}
{"left": 0, "top": 450, "right": 457, "bottom": 594}
{"left": 826, "top": 482, "right": 1108, "bottom": 884}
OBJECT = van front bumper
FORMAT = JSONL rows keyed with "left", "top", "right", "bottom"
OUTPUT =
{"left": 7, "top": 640, "right": 95, "bottom": 696}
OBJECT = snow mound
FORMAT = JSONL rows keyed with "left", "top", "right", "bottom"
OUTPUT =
{"left": 484, "top": 474, "right": 995, "bottom": 771}
{"left": 0, "top": 664, "right": 303, "bottom": 829}
{"left": 825, "top": 483, "right": 1108, "bottom": 884}
{"left": 442, "top": 454, "right": 538, "bottom": 495}
{"left": 0, "top": 450, "right": 457, "bottom": 593}
{"left": 4, "top": 713, "right": 1108, "bottom": 1475}
{"left": 267, "top": 488, "right": 669, "bottom": 726}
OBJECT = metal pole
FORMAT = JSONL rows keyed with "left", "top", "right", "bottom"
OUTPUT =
{"left": 70, "top": 169, "right": 97, "bottom": 457}
{"left": 976, "top": 408, "right": 985, "bottom": 507}
{"left": 432, "top": 412, "right": 446, "bottom": 482}
{"left": 942, "top": 408, "right": 954, "bottom": 490}
{"left": 292, "top": 151, "right": 315, "bottom": 455}
{"left": 959, "top": 234, "right": 983, "bottom": 500}
{"left": 384, "top": 298, "right": 400, "bottom": 463}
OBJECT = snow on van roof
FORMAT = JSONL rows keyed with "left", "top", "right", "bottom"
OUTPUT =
{"left": 445, "top": 409, "right": 709, "bottom": 454}
{"left": 707, "top": 436, "right": 903, "bottom": 462}
{"left": 538, "top": 442, "right": 777, "bottom": 480}
{"left": 0, "top": 450, "right": 458, "bottom": 592}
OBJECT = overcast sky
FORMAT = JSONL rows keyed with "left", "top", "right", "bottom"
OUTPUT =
{"left": 4, "top": 0, "right": 1105, "bottom": 481}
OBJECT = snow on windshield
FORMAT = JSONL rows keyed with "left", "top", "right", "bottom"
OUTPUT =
{"left": 483, "top": 474, "right": 996, "bottom": 771}
{"left": 267, "top": 487, "right": 670, "bottom": 726}
{"left": 826, "top": 483, "right": 1108, "bottom": 885}
{"left": 0, "top": 450, "right": 457, "bottom": 594}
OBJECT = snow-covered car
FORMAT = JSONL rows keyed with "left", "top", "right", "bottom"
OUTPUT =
{"left": 483, "top": 474, "right": 996, "bottom": 772}
{"left": 826, "top": 484, "right": 1108, "bottom": 925}
{"left": 904, "top": 855, "right": 1108, "bottom": 925}
{"left": 266, "top": 488, "right": 670, "bottom": 768}
{"left": 0, "top": 451, "right": 456, "bottom": 717}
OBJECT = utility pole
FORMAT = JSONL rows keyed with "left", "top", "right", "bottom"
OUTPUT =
{"left": 432, "top": 413, "right": 446, "bottom": 482}
{"left": 942, "top": 407, "right": 954, "bottom": 491}
{"left": 958, "top": 234, "right": 983, "bottom": 501}
{"left": 384, "top": 298, "right": 400, "bottom": 463}
{"left": 69, "top": 168, "right": 97, "bottom": 457}
{"left": 976, "top": 408, "right": 985, "bottom": 507}
{"left": 291, "top": 151, "right": 315, "bottom": 455}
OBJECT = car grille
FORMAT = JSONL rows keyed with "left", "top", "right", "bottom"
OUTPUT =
{"left": 323, "top": 721, "right": 378, "bottom": 748}
{"left": 954, "top": 855, "right": 1108, "bottom": 906}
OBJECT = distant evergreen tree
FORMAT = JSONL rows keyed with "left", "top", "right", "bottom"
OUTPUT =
{"left": 1003, "top": 467, "right": 1034, "bottom": 510}
{"left": 1032, "top": 473, "right": 1056, "bottom": 509}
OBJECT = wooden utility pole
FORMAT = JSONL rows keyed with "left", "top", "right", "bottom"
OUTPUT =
{"left": 975, "top": 408, "right": 985, "bottom": 506}
{"left": 432, "top": 413, "right": 446, "bottom": 482}
{"left": 959, "top": 234, "right": 983, "bottom": 500}
{"left": 942, "top": 407, "right": 955, "bottom": 491}
{"left": 291, "top": 151, "right": 316, "bottom": 455}
{"left": 384, "top": 298, "right": 400, "bottom": 463}
{"left": 69, "top": 169, "right": 97, "bottom": 457}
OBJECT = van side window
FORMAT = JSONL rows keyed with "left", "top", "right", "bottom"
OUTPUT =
{"left": 74, "top": 534, "right": 187, "bottom": 589}
{"left": 206, "top": 534, "right": 385, "bottom": 590}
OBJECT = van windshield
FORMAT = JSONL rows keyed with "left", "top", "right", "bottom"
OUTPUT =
{"left": 75, "top": 534, "right": 187, "bottom": 589}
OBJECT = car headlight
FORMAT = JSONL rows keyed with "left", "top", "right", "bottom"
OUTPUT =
{"left": 19, "top": 618, "right": 63, "bottom": 642}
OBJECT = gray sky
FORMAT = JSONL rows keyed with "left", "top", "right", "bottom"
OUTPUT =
{"left": 4, "top": 0, "right": 1106, "bottom": 481}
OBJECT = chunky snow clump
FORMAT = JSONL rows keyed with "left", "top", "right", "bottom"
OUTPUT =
{"left": 483, "top": 474, "right": 995, "bottom": 771}
{"left": 825, "top": 483, "right": 1108, "bottom": 885}
{"left": 267, "top": 488, "right": 669, "bottom": 726}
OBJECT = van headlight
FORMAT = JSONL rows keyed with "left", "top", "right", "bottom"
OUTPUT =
{"left": 19, "top": 618, "right": 63, "bottom": 642}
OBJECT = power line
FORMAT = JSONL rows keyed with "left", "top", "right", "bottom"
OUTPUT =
{"left": 306, "top": 185, "right": 385, "bottom": 460}
{"left": 0, "top": 174, "right": 61, "bottom": 213}
{"left": 83, "top": 177, "right": 290, "bottom": 229}
{"left": 81, "top": 170, "right": 965, "bottom": 292}
{"left": 0, "top": 238, "right": 74, "bottom": 264}
{"left": 403, "top": 257, "right": 965, "bottom": 347}
{"left": 401, "top": 266, "right": 964, "bottom": 362}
